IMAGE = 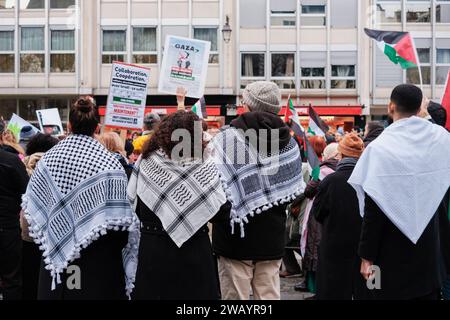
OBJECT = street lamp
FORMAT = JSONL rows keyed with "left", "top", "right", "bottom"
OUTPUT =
{"left": 222, "top": 15, "right": 232, "bottom": 43}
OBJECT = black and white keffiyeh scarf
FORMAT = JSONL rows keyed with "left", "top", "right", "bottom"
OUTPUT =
{"left": 22, "top": 134, "right": 140, "bottom": 296}
{"left": 210, "top": 127, "right": 305, "bottom": 237}
{"left": 127, "top": 151, "right": 227, "bottom": 248}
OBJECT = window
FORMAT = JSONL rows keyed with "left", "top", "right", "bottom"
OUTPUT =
{"left": 241, "top": 53, "right": 265, "bottom": 89}
{"left": 240, "top": 0, "right": 266, "bottom": 28}
{"left": 47, "top": 98, "right": 69, "bottom": 122}
{"left": 0, "top": 99, "right": 16, "bottom": 120}
{"left": 50, "top": 30, "right": 75, "bottom": 73}
{"left": 377, "top": 0, "right": 402, "bottom": 23}
{"left": 271, "top": 53, "right": 295, "bottom": 89}
{"left": 20, "top": 27, "right": 45, "bottom": 73}
{"left": 102, "top": 29, "right": 126, "bottom": 64}
{"left": 270, "top": 0, "right": 296, "bottom": 27}
{"left": 406, "top": 0, "right": 431, "bottom": 23}
{"left": 301, "top": 4, "right": 326, "bottom": 26}
{"left": 0, "top": 0, "right": 15, "bottom": 9}
{"left": 436, "top": 0, "right": 450, "bottom": 23}
{"left": 300, "top": 51, "right": 326, "bottom": 89}
{"left": 0, "top": 30, "right": 14, "bottom": 73}
{"left": 331, "top": 51, "right": 357, "bottom": 89}
{"left": 20, "top": 0, "right": 44, "bottom": 9}
{"left": 406, "top": 39, "right": 431, "bottom": 85}
{"left": 50, "top": 0, "right": 75, "bottom": 9}
{"left": 19, "top": 98, "right": 46, "bottom": 121}
{"left": 437, "top": 43, "right": 450, "bottom": 84}
{"left": 193, "top": 27, "right": 218, "bottom": 64}
{"left": 331, "top": 0, "right": 357, "bottom": 28}
{"left": 133, "top": 27, "right": 157, "bottom": 64}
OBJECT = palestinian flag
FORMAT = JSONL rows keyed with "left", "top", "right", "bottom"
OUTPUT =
{"left": 441, "top": 70, "right": 450, "bottom": 130}
{"left": 191, "top": 97, "right": 207, "bottom": 119}
{"left": 308, "top": 105, "right": 329, "bottom": 137}
{"left": 284, "top": 98, "right": 321, "bottom": 181}
{"left": 365, "top": 28, "right": 418, "bottom": 69}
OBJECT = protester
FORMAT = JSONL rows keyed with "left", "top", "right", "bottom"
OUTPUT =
{"left": 312, "top": 133, "right": 369, "bottom": 300}
{"left": 128, "top": 111, "right": 226, "bottom": 300}
{"left": 22, "top": 97, "right": 139, "bottom": 300}
{"left": 307, "top": 136, "right": 326, "bottom": 161}
{"left": 1, "top": 128, "right": 25, "bottom": 156}
{"left": 132, "top": 112, "right": 161, "bottom": 155}
{"left": 349, "top": 84, "right": 450, "bottom": 300}
{"left": 297, "top": 142, "right": 338, "bottom": 295}
{"left": 363, "top": 121, "right": 384, "bottom": 147}
{"left": 21, "top": 133, "right": 59, "bottom": 300}
{"left": 427, "top": 101, "right": 448, "bottom": 128}
{"left": 440, "top": 189, "right": 450, "bottom": 300}
{"left": 211, "top": 81, "right": 305, "bottom": 300}
{"left": 98, "top": 132, "right": 133, "bottom": 179}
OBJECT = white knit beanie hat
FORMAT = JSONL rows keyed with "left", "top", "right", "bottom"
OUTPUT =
{"left": 242, "top": 81, "right": 282, "bottom": 115}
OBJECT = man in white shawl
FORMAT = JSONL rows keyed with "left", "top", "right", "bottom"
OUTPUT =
{"left": 348, "top": 84, "right": 450, "bottom": 300}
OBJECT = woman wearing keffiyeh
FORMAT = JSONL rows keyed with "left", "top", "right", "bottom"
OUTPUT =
{"left": 22, "top": 97, "right": 140, "bottom": 300}
{"left": 128, "top": 111, "right": 227, "bottom": 300}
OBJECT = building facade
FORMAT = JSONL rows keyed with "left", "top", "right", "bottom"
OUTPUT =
{"left": 0, "top": 0, "right": 449, "bottom": 129}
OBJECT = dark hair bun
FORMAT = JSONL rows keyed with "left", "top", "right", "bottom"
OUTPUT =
{"left": 75, "top": 97, "right": 94, "bottom": 113}
{"left": 69, "top": 96, "right": 99, "bottom": 136}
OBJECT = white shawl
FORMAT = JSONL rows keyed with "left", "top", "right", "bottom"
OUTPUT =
{"left": 348, "top": 116, "right": 450, "bottom": 244}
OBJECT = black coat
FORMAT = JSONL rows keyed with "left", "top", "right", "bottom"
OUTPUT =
{"left": 38, "top": 231, "right": 129, "bottom": 300}
{"left": 132, "top": 197, "right": 220, "bottom": 300}
{"left": 312, "top": 163, "right": 370, "bottom": 300}
{"left": 358, "top": 195, "right": 445, "bottom": 300}
{"left": 0, "top": 149, "right": 29, "bottom": 229}
{"left": 439, "top": 190, "right": 450, "bottom": 274}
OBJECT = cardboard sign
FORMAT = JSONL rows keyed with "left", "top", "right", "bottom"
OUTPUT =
{"left": 159, "top": 36, "right": 211, "bottom": 99}
{"left": 36, "top": 108, "right": 64, "bottom": 136}
{"left": 7, "top": 114, "right": 40, "bottom": 142}
{"left": 105, "top": 62, "right": 151, "bottom": 130}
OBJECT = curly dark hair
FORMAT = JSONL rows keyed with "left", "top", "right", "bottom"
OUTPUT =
{"left": 26, "top": 133, "right": 59, "bottom": 156}
{"left": 142, "top": 111, "right": 206, "bottom": 160}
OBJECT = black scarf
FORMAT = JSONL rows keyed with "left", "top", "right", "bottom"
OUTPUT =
{"left": 336, "top": 157, "right": 358, "bottom": 172}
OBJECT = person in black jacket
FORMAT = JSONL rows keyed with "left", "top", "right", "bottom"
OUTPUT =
{"left": 312, "top": 133, "right": 369, "bottom": 300}
{"left": 212, "top": 81, "right": 304, "bottom": 300}
{"left": 0, "top": 122, "right": 29, "bottom": 300}
{"left": 363, "top": 121, "right": 384, "bottom": 147}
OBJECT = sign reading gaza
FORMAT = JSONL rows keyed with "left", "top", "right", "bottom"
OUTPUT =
{"left": 105, "top": 62, "right": 151, "bottom": 130}
{"left": 159, "top": 35, "right": 211, "bottom": 99}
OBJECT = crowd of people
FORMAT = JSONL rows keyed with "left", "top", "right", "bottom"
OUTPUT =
{"left": 0, "top": 81, "right": 449, "bottom": 301}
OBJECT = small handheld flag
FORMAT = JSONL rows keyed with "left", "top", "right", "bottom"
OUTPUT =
{"left": 441, "top": 70, "right": 450, "bottom": 130}
{"left": 308, "top": 105, "right": 329, "bottom": 137}
{"left": 191, "top": 97, "right": 207, "bottom": 119}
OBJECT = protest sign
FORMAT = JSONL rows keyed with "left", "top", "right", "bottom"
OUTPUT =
{"left": 159, "top": 35, "right": 211, "bottom": 99}
{"left": 7, "top": 114, "right": 40, "bottom": 142}
{"left": 36, "top": 108, "right": 64, "bottom": 136}
{"left": 105, "top": 62, "right": 151, "bottom": 130}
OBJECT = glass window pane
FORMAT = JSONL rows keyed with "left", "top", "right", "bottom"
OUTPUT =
{"left": 21, "top": 27, "right": 44, "bottom": 51}
{"left": 19, "top": 99, "right": 45, "bottom": 121}
{"left": 417, "top": 48, "right": 430, "bottom": 63}
{"left": 133, "top": 27, "right": 156, "bottom": 52}
{"left": 437, "top": 48, "right": 450, "bottom": 64}
{"left": 20, "top": 54, "right": 44, "bottom": 72}
{"left": 271, "top": 53, "right": 295, "bottom": 77}
{"left": 301, "top": 79, "right": 325, "bottom": 89}
{"left": 273, "top": 79, "right": 295, "bottom": 89}
{"left": 377, "top": 2, "right": 402, "bottom": 23}
{"left": 0, "top": 54, "right": 14, "bottom": 72}
{"left": 133, "top": 54, "right": 157, "bottom": 64}
{"left": 193, "top": 28, "right": 218, "bottom": 51}
{"left": 436, "top": 66, "right": 450, "bottom": 84}
{"left": 301, "top": 16, "right": 326, "bottom": 26}
{"left": 102, "top": 54, "right": 125, "bottom": 64}
{"left": 50, "top": 54, "right": 75, "bottom": 72}
{"left": 406, "top": 4, "right": 431, "bottom": 23}
{"left": 302, "top": 5, "right": 325, "bottom": 14}
{"left": 331, "top": 80, "right": 356, "bottom": 89}
{"left": 0, "top": 30, "right": 14, "bottom": 51}
{"left": 20, "top": 0, "right": 44, "bottom": 9}
{"left": 47, "top": 98, "right": 68, "bottom": 122}
{"left": 102, "top": 30, "right": 126, "bottom": 52}
{"left": 241, "top": 53, "right": 265, "bottom": 77}
{"left": 271, "top": 16, "right": 296, "bottom": 26}
{"left": 51, "top": 30, "right": 74, "bottom": 51}
{"left": 209, "top": 54, "right": 219, "bottom": 64}
{"left": 331, "top": 65, "right": 355, "bottom": 77}
{"left": 0, "top": 99, "right": 16, "bottom": 120}
{"left": 406, "top": 66, "right": 431, "bottom": 84}
{"left": 436, "top": 4, "right": 450, "bottom": 23}
{"left": 50, "top": 0, "right": 75, "bottom": 9}
{"left": 0, "top": 0, "right": 15, "bottom": 9}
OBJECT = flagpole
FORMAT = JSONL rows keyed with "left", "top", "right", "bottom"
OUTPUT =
{"left": 411, "top": 35, "right": 424, "bottom": 90}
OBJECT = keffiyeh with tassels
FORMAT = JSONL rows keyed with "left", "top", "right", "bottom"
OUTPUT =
{"left": 210, "top": 128, "right": 305, "bottom": 237}
{"left": 128, "top": 150, "right": 227, "bottom": 248}
{"left": 22, "top": 134, "right": 140, "bottom": 296}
